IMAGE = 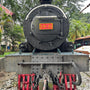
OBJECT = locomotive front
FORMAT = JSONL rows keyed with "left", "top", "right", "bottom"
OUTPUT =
{"left": 23, "top": 0, "right": 69, "bottom": 51}
{"left": 9, "top": 0, "right": 89, "bottom": 89}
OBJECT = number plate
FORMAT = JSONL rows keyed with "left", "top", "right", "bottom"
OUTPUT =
{"left": 39, "top": 23, "right": 53, "bottom": 30}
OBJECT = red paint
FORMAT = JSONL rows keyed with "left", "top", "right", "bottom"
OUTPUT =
{"left": 0, "top": 4, "right": 13, "bottom": 16}
{"left": 18, "top": 74, "right": 38, "bottom": 90}
{"left": 53, "top": 85, "right": 59, "bottom": 90}
{"left": 18, "top": 73, "right": 76, "bottom": 90}
{"left": 39, "top": 23, "right": 53, "bottom": 30}
{"left": 64, "top": 74, "right": 76, "bottom": 90}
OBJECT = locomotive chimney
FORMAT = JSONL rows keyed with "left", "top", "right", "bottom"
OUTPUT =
{"left": 40, "top": 0, "right": 52, "bottom": 4}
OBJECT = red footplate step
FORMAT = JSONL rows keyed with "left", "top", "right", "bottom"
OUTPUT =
{"left": 64, "top": 74, "right": 76, "bottom": 90}
{"left": 18, "top": 74, "right": 39, "bottom": 90}
{"left": 18, "top": 73, "right": 76, "bottom": 90}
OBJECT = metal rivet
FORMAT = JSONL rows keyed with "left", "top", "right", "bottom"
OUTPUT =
{"left": 36, "top": 57, "right": 38, "bottom": 59}
{"left": 32, "top": 68, "right": 34, "bottom": 70}
{"left": 36, "top": 68, "right": 38, "bottom": 70}
{"left": 46, "top": 57, "right": 48, "bottom": 59}
{"left": 51, "top": 57, "right": 54, "bottom": 59}
{"left": 57, "top": 57, "right": 59, "bottom": 59}
{"left": 41, "top": 57, "right": 43, "bottom": 59}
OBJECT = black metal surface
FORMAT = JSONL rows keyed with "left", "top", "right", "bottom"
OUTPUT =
{"left": 19, "top": 42, "right": 34, "bottom": 52}
{"left": 40, "top": 0, "right": 52, "bottom": 4}
{"left": 23, "top": 4, "right": 69, "bottom": 51}
{"left": 72, "top": 62, "right": 82, "bottom": 86}
{"left": 49, "top": 71, "right": 64, "bottom": 89}
{"left": 18, "top": 62, "right": 72, "bottom": 65}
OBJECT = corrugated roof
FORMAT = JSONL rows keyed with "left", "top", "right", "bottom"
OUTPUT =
{"left": 0, "top": 4, "right": 13, "bottom": 16}
{"left": 74, "top": 46, "right": 90, "bottom": 54}
{"left": 75, "top": 36, "right": 90, "bottom": 41}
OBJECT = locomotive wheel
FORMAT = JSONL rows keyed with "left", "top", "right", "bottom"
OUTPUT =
{"left": 19, "top": 42, "right": 33, "bottom": 52}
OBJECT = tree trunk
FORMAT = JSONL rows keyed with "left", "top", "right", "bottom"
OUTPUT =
{"left": 0, "top": 43, "right": 1, "bottom": 50}
{"left": 5, "top": 39, "right": 7, "bottom": 51}
{"left": 12, "top": 45, "right": 14, "bottom": 51}
{"left": 12, "top": 40, "right": 15, "bottom": 51}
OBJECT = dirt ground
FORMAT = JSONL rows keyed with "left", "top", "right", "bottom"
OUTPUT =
{"left": 0, "top": 71, "right": 17, "bottom": 88}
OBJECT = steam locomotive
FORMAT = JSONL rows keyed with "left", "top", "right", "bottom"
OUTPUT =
{"left": 19, "top": 0, "right": 73, "bottom": 52}
{"left": 16, "top": 0, "right": 89, "bottom": 89}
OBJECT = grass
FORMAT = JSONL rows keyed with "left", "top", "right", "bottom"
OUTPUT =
{"left": 0, "top": 52, "right": 16, "bottom": 57}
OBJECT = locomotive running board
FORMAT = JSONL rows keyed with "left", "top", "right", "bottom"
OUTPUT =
{"left": 4, "top": 52, "right": 89, "bottom": 74}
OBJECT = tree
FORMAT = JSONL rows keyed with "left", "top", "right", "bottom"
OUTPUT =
{"left": 68, "top": 19, "right": 90, "bottom": 42}
{"left": 0, "top": 6, "right": 6, "bottom": 50}
{"left": 3, "top": 0, "right": 90, "bottom": 43}
{"left": 53, "top": 0, "right": 83, "bottom": 18}
{"left": 80, "top": 13, "right": 90, "bottom": 23}
{"left": 3, "top": 0, "right": 85, "bottom": 25}
{"left": 0, "top": 27, "right": 2, "bottom": 43}
{"left": 0, "top": 6, "right": 13, "bottom": 51}
{"left": 3, "top": 0, "right": 39, "bottom": 25}
{"left": 86, "top": 24, "right": 90, "bottom": 36}
{"left": 3, "top": 22, "right": 24, "bottom": 51}
{"left": 0, "top": 7, "right": 2, "bottom": 43}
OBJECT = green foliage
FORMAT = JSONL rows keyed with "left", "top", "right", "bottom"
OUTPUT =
{"left": 3, "top": 0, "right": 85, "bottom": 24}
{"left": 68, "top": 19, "right": 90, "bottom": 42}
{"left": 3, "top": 0, "right": 39, "bottom": 25}
{"left": 3, "top": 22, "right": 24, "bottom": 51}
{"left": 0, "top": 7, "right": 3, "bottom": 43}
{"left": 0, "top": 27, "right": 1, "bottom": 44}
{"left": 3, "top": 0, "right": 90, "bottom": 44}
{"left": 79, "top": 13, "right": 90, "bottom": 23}
{"left": 86, "top": 24, "right": 90, "bottom": 36}
{"left": 0, "top": 11, "right": 13, "bottom": 44}
{"left": 0, "top": 7, "right": 2, "bottom": 12}
{"left": 12, "top": 24, "right": 24, "bottom": 42}
{"left": 0, "top": 50, "right": 4, "bottom": 55}
{"left": 52, "top": 0, "right": 84, "bottom": 18}
{"left": 0, "top": 51, "right": 16, "bottom": 57}
{"left": 0, "top": 4, "right": 25, "bottom": 51}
